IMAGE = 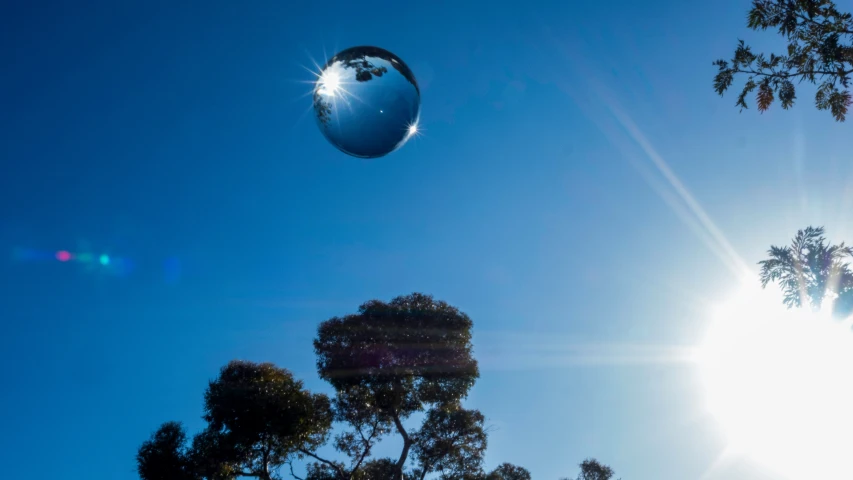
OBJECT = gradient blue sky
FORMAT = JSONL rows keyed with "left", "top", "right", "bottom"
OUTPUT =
{"left": 3, "top": 1, "right": 853, "bottom": 479}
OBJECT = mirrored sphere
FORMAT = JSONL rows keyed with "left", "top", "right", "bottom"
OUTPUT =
{"left": 313, "top": 46, "right": 420, "bottom": 159}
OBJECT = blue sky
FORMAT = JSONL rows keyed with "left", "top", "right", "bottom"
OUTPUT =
{"left": 3, "top": 1, "right": 853, "bottom": 479}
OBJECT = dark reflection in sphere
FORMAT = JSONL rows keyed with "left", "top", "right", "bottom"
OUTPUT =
{"left": 313, "top": 46, "right": 420, "bottom": 159}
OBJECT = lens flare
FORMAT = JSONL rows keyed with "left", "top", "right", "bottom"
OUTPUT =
{"left": 317, "top": 68, "right": 343, "bottom": 98}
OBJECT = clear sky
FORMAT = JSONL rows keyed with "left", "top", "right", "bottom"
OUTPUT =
{"left": 3, "top": 1, "right": 853, "bottom": 479}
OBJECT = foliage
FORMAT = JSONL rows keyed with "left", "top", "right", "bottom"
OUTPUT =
{"left": 313, "top": 293, "right": 480, "bottom": 479}
{"left": 137, "top": 422, "right": 198, "bottom": 480}
{"left": 560, "top": 458, "right": 618, "bottom": 480}
{"left": 759, "top": 226, "right": 853, "bottom": 316}
{"left": 314, "top": 293, "right": 478, "bottom": 414}
{"left": 303, "top": 458, "right": 418, "bottom": 480}
{"left": 137, "top": 361, "right": 333, "bottom": 480}
{"left": 137, "top": 293, "right": 540, "bottom": 480}
{"left": 713, "top": 0, "right": 853, "bottom": 121}
{"left": 410, "top": 404, "right": 488, "bottom": 479}
{"left": 485, "top": 463, "right": 532, "bottom": 480}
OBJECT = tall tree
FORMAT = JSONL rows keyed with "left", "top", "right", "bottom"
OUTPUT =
{"left": 137, "top": 293, "right": 533, "bottom": 480}
{"left": 137, "top": 422, "right": 198, "bottom": 480}
{"left": 409, "top": 404, "right": 488, "bottom": 479}
{"left": 314, "top": 293, "right": 480, "bottom": 480}
{"left": 569, "top": 458, "right": 618, "bottom": 480}
{"left": 713, "top": 0, "right": 853, "bottom": 121}
{"left": 485, "top": 463, "right": 532, "bottom": 480}
{"left": 759, "top": 226, "right": 853, "bottom": 316}
{"left": 137, "top": 361, "right": 333, "bottom": 480}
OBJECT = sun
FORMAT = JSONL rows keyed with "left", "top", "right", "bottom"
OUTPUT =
{"left": 699, "top": 279, "right": 853, "bottom": 478}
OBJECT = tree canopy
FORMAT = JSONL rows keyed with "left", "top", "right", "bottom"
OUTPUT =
{"left": 559, "top": 459, "right": 618, "bottom": 480}
{"left": 138, "top": 361, "right": 333, "bottom": 480}
{"left": 139, "top": 293, "right": 604, "bottom": 480}
{"left": 485, "top": 463, "right": 532, "bottom": 480}
{"left": 759, "top": 226, "right": 853, "bottom": 317}
{"left": 137, "top": 293, "right": 621, "bottom": 479}
{"left": 313, "top": 293, "right": 480, "bottom": 480}
{"left": 137, "top": 421, "right": 197, "bottom": 480}
{"left": 713, "top": 0, "right": 853, "bottom": 121}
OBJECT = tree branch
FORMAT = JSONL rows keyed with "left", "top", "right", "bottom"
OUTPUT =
{"left": 392, "top": 412, "right": 413, "bottom": 479}
{"left": 288, "top": 461, "right": 305, "bottom": 480}
{"left": 298, "top": 449, "right": 346, "bottom": 479}
{"left": 731, "top": 66, "right": 853, "bottom": 78}
{"left": 261, "top": 436, "right": 272, "bottom": 480}
{"left": 350, "top": 419, "right": 381, "bottom": 475}
{"left": 792, "top": 10, "right": 853, "bottom": 36}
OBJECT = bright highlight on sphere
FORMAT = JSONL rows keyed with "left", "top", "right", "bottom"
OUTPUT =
{"left": 312, "top": 46, "right": 421, "bottom": 159}
{"left": 317, "top": 69, "right": 342, "bottom": 97}
{"left": 699, "top": 280, "right": 853, "bottom": 478}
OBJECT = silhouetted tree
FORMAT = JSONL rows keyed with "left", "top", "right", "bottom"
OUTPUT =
{"left": 485, "top": 463, "right": 532, "bottom": 480}
{"left": 759, "top": 226, "right": 853, "bottom": 316}
{"left": 314, "top": 293, "right": 480, "bottom": 480}
{"left": 560, "top": 458, "right": 619, "bottom": 480}
{"left": 137, "top": 422, "right": 198, "bottom": 480}
{"left": 137, "top": 293, "right": 535, "bottom": 480}
{"left": 713, "top": 0, "right": 853, "bottom": 121}
{"left": 137, "top": 361, "right": 333, "bottom": 480}
{"left": 409, "top": 404, "right": 487, "bottom": 479}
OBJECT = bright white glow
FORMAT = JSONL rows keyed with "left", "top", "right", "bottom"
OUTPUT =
{"left": 316, "top": 65, "right": 344, "bottom": 97}
{"left": 404, "top": 119, "right": 421, "bottom": 141}
{"left": 699, "top": 279, "right": 853, "bottom": 478}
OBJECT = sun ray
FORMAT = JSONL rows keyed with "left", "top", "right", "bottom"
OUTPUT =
{"left": 476, "top": 331, "right": 700, "bottom": 371}
{"left": 603, "top": 100, "right": 751, "bottom": 276}
{"left": 543, "top": 28, "right": 751, "bottom": 280}
{"left": 538, "top": 27, "right": 853, "bottom": 479}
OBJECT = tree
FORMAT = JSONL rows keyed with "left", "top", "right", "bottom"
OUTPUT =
{"left": 137, "top": 422, "right": 197, "bottom": 480}
{"left": 759, "top": 226, "right": 853, "bottom": 317}
{"left": 137, "top": 361, "right": 333, "bottom": 480}
{"left": 713, "top": 0, "right": 853, "bottom": 121}
{"left": 313, "top": 293, "right": 480, "bottom": 480}
{"left": 485, "top": 463, "right": 532, "bottom": 480}
{"left": 137, "top": 293, "right": 530, "bottom": 480}
{"left": 409, "top": 404, "right": 487, "bottom": 479}
{"left": 560, "top": 458, "right": 618, "bottom": 480}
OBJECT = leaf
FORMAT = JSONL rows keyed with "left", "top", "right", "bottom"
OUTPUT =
{"left": 713, "top": 0, "right": 853, "bottom": 121}
{"left": 829, "top": 89, "right": 852, "bottom": 121}
{"left": 748, "top": 3, "right": 767, "bottom": 29}
{"left": 737, "top": 78, "right": 758, "bottom": 110}
{"left": 713, "top": 64, "right": 735, "bottom": 95}
{"left": 779, "top": 79, "right": 797, "bottom": 108}
{"left": 756, "top": 80, "right": 775, "bottom": 112}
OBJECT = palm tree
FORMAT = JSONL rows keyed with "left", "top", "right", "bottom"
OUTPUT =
{"left": 759, "top": 226, "right": 853, "bottom": 317}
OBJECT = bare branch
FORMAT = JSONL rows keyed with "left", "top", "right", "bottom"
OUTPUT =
{"left": 298, "top": 449, "right": 346, "bottom": 478}
{"left": 393, "top": 412, "right": 413, "bottom": 479}
{"left": 287, "top": 462, "right": 305, "bottom": 480}
{"left": 350, "top": 419, "right": 382, "bottom": 475}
